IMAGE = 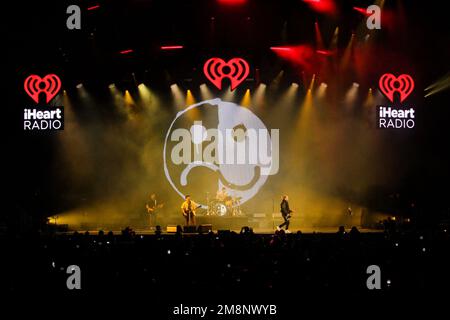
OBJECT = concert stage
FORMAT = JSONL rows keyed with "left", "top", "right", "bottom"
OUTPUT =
{"left": 52, "top": 209, "right": 373, "bottom": 234}
{"left": 7, "top": 0, "right": 450, "bottom": 304}
{"left": 61, "top": 226, "right": 382, "bottom": 235}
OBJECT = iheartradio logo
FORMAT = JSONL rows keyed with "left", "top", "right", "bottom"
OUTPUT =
{"left": 22, "top": 74, "right": 64, "bottom": 131}
{"left": 203, "top": 57, "right": 249, "bottom": 91}
{"left": 378, "top": 73, "right": 414, "bottom": 103}
{"left": 376, "top": 73, "right": 416, "bottom": 130}
{"left": 24, "top": 74, "right": 61, "bottom": 104}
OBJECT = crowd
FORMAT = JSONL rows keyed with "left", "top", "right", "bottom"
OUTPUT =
{"left": 2, "top": 223, "right": 449, "bottom": 296}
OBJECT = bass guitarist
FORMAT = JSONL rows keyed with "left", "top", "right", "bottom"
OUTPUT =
{"left": 146, "top": 193, "right": 164, "bottom": 229}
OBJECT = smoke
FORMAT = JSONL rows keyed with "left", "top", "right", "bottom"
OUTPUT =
{"left": 54, "top": 82, "right": 412, "bottom": 230}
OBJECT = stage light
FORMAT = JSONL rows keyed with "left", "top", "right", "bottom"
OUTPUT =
{"left": 425, "top": 73, "right": 450, "bottom": 98}
{"left": 222, "top": 86, "right": 236, "bottom": 102}
{"left": 353, "top": 6, "right": 370, "bottom": 16}
{"left": 345, "top": 82, "right": 359, "bottom": 106}
{"left": 308, "top": 74, "right": 316, "bottom": 91}
{"left": 87, "top": 5, "right": 100, "bottom": 11}
{"left": 316, "top": 50, "right": 333, "bottom": 56}
{"left": 161, "top": 45, "right": 184, "bottom": 50}
{"left": 303, "top": 0, "right": 337, "bottom": 16}
{"left": 330, "top": 27, "right": 339, "bottom": 50}
{"left": 341, "top": 34, "right": 355, "bottom": 70}
{"left": 108, "top": 83, "right": 115, "bottom": 89}
{"left": 270, "top": 46, "right": 292, "bottom": 52}
{"left": 124, "top": 90, "right": 135, "bottom": 107}
{"left": 252, "top": 83, "right": 266, "bottom": 107}
{"left": 364, "top": 88, "right": 374, "bottom": 107}
{"left": 271, "top": 45, "right": 315, "bottom": 70}
{"left": 138, "top": 83, "right": 159, "bottom": 112}
{"left": 76, "top": 83, "right": 92, "bottom": 101}
{"left": 171, "top": 84, "right": 185, "bottom": 109}
{"left": 199, "top": 83, "right": 213, "bottom": 100}
{"left": 314, "top": 21, "right": 324, "bottom": 50}
{"left": 240, "top": 88, "right": 251, "bottom": 107}
{"left": 186, "top": 89, "right": 196, "bottom": 106}
{"left": 278, "top": 83, "right": 299, "bottom": 109}
{"left": 287, "top": 83, "right": 299, "bottom": 98}
{"left": 269, "top": 70, "right": 284, "bottom": 91}
{"left": 316, "top": 82, "right": 327, "bottom": 99}
{"left": 217, "top": 0, "right": 247, "bottom": 5}
{"left": 119, "top": 49, "right": 134, "bottom": 54}
{"left": 296, "top": 88, "right": 314, "bottom": 130}
{"left": 302, "top": 89, "right": 313, "bottom": 110}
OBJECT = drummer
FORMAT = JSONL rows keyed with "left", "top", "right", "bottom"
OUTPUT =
{"left": 216, "top": 187, "right": 228, "bottom": 202}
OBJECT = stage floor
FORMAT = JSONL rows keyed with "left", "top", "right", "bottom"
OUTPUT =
{"left": 61, "top": 226, "right": 382, "bottom": 235}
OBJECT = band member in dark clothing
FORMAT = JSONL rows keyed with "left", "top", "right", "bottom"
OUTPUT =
{"left": 277, "top": 195, "right": 293, "bottom": 232}
{"left": 146, "top": 193, "right": 163, "bottom": 229}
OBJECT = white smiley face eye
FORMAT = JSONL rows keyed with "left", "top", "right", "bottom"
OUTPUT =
{"left": 232, "top": 124, "right": 247, "bottom": 142}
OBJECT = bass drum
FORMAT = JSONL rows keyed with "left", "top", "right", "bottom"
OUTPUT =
{"left": 212, "top": 203, "right": 228, "bottom": 216}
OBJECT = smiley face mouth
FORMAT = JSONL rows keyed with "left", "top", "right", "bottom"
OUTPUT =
{"left": 180, "top": 161, "right": 261, "bottom": 191}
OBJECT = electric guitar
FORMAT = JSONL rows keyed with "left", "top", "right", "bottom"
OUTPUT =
{"left": 146, "top": 203, "right": 164, "bottom": 214}
{"left": 183, "top": 204, "right": 202, "bottom": 217}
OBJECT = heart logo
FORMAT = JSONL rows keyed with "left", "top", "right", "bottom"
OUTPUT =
{"left": 24, "top": 74, "right": 62, "bottom": 103}
{"left": 379, "top": 73, "right": 414, "bottom": 103}
{"left": 203, "top": 58, "right": 250, "bottom": 91}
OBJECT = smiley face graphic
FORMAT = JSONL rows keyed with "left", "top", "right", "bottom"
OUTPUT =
{"left": 163, "top": 98, "right": 279, "bottom": 207}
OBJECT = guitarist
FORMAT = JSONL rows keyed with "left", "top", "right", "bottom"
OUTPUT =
{"left": 146, "top": 193, "right": 164, "bottom": 229}
{"left": 181, "top": 195, "right": 199, "bottom": 226}
{"left": 277, "top": 195, "right": 293, "bottom": 233}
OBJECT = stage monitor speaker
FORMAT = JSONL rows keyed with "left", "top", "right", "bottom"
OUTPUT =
{"left": 183, "top": 226, "right": 197, "bottom": 233}
{"left": 166, "top": 225, "right": 177, "bottom": 233}
{"left": 198, "top": 224, "right": 213, "bottom": 234}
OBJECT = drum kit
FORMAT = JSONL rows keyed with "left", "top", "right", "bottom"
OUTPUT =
{"left": 207, "top": 194, "right": 243, "bottom": 217}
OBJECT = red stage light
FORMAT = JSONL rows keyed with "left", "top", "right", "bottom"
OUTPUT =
{"left": 161, "top": 46, "right": 184, "bottom": 50}
{"left": 217, "top": 0, "right": 247, "bottom": 5}
{"left": 353, "top": 6, "right": 370, "bottom": 17}
{"left": 271, "top": 45, "right": 316, "bottom": 71}
{"left": 303, "top": 0, "right": 336, "bottom": 16}
{"left": 316, "top": 50, "right": 333, "bottom": 56}
{"left": 270, "top": 47, "right": 293, "bottom": 52}
{"left": 119, "top": 49, "right": 134, "bottom": 54}
{"left": 87, "top": 5, "right": 100, "bottom": 11}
